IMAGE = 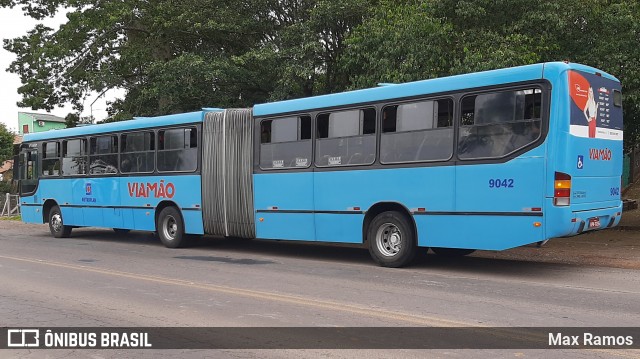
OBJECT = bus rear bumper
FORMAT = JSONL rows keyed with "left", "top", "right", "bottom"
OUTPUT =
{"left": 567, "top": 203, "right": 623, "bottom": 236}
{"left": 545, "top": 199, "right": 622, "bottom": 238}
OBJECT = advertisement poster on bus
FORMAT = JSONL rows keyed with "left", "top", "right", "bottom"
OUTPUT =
{"left": 569, "top": 70, "right": 623, "bottom": 140}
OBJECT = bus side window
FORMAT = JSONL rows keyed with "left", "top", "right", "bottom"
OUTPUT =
{"left": 458, "top": 88, "right": 543, "bottom": 159}
{"left": 315, "top": 108, "right": 376, "bottom": 167}
{"left": 62, "top": 139, "right": 87, "bottom": 176}
{"left": 381, "top": 99, "right": 454, "bottom": 164}
{"left": 158, "top": 127, "right": 198, "bottom": 172}
{"left": 259, "top": 116, "right": 312, "bottom": 170}
{"left": 42, "top": 141, "right": 60, "bottom": 176}
{"left": 121, "top": 131, "right": 155, "bottom": 173}
{"left": 89, "top": 135, "right": 118, "bottom": 175}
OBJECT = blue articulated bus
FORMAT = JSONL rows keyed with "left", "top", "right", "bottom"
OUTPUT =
{"left": 16, "top": 62, "right": 623, "bottom": 267}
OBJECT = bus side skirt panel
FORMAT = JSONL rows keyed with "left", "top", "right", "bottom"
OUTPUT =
{"left": 254, "top": 172, "right": 316, "bottom": 241}
{"left": 315, "top": 213, "right": 364, "bottom": 244}
{"left": 415, "top": 214, "right": 545, "bottom": 250}
{"left": 20, "top": 204, "right": 42, "bottom": 224}
{"left": 183, "top": 209, "right": 205, "bottom": 235}
{"left": 255, "top": 212, "right": 316, "bottom": 241}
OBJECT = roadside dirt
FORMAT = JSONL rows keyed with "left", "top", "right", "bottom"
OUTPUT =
{"left": 474, "top": 181, "right": 640, "bottom": 269}
{"left": 474, "top": 229, "right": 640, "bottom": 269}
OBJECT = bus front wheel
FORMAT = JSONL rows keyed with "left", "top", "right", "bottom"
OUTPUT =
{"left": 367, "top": 211, "right": 416, "bottom": 268}
{"left": 156, "top": 207, "right": 187, "bottom": 248}
{"left": 48, "top": 205, "right": 72, "bottom": 238}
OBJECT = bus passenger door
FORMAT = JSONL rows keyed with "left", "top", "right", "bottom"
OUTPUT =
{"left": 16, "top": 149, "right": 38, "bottom": 203}
{"left": 16, "top": 146, "right": 41, "bottom": 223}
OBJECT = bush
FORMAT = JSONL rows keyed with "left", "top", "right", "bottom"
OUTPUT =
{"left": 0, "top": 181, "right": 15, "bottom": 194}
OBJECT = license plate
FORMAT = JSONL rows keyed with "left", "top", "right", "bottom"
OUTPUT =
{"left": 588, "top": 217, "right": 601, "bottom": 229}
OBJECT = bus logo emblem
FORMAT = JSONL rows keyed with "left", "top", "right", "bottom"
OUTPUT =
{"left": 85, "top": 183, "right": 92, "bottom": 195}
{"left": 577, "top": 155, "right": 584, "bottom": 169}
{"left": 7, "top": 329, "right": 40, "bottom": 347}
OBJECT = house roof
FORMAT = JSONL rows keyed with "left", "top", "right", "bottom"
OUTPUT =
{"left": 0, "top": 160, "right": 12, "bottom": 173}
{"left": 20, "top": 112, "right": 66, "bottom": 123}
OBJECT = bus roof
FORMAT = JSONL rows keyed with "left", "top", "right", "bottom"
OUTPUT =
{"left": 253, "top": 62, "right": 619, "bottom": 117}
{"left": 22, "top": 110, "right": 212, "bottom": 142}
{"left": 22, "top": 62, "right": 620, "bottom": 142}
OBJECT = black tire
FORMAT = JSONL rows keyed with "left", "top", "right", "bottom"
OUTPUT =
{"left": 156, "top": 206, "right": 188, "bottom": 248}
{"left": 113, "top": 228, "right": 131, "bottom": 234}
{"left": 367, "top": 211, "right": 416, "bottom": 267}
{"left": 431, "top": 247, "right": 476, "bottom": 257}
{"left": 48, "top": 205, "right": 72, "bottom": 238}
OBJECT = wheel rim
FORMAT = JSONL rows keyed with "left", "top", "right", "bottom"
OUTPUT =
{"left": 162, "top": 215, "right": 178, "bottom": 241}
{"left": 375, "top": 222, "right": 402, "bottom": 257}
{"left": 51, "top": 213, "right": 62, "bottom": 232}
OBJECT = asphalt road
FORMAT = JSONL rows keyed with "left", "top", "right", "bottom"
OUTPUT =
{"left": 1, "top": 221, "right": 639, "bottom": 358}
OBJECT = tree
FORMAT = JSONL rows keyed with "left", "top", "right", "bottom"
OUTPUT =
{"left": 2, "top": 0, "right": 277, "bottom": 118}
{"left": 254, "top": 0, "right": 377, "bottom": 100}
{"left": 2, "top": 0, "right": 376, "bottom": 120}
{"left": 64, "top": 113, "right": 79, "bottom": 128}
{"left": 340, "top": 1, "right": 455, "bottom": 88}
{"left": 341, "top": 0, "right": 640, "bottom": 150}
{"left": 7, "top": 0, "right": 637, "bottom": 149}
{"left": 0, "top": 123, "right": 15, "bottom": 164}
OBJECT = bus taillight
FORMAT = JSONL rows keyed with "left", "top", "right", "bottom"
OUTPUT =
{"left": 554, "top": 172, "right": 571, "bottom": 206}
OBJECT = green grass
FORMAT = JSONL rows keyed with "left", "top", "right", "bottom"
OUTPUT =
{"left": 0, "top": 215, "right": 21, "bottom": 221}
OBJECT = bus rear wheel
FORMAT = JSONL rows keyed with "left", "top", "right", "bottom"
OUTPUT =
{"left": 367, "top": 211, "right": 416, "bottom": 268}
{"left": 48, "top": 205, "right": 72, "bottom": 238}
{"left": 431, "top": 247, "right": 476, "bottom": 257}
{"left": 156, "top": 207, "right": 187, "bottom": 248}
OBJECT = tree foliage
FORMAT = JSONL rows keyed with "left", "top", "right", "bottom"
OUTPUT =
{"left": 3, "top": 0, "right": 276, "bottom": 118}
{"left": 3, "top": 0, "right": 640, "bottom": 149}
{"left": 342, "top": 0, "right": 640, "bottom": 149}
{"left": 64, "top": 112, "right": 79, "bottom": 128}
{"left": 0, "top": 123, "right": 15, "bottom": 164}
{"left": 2, "top": 0, "right": 375, "bottom": 120}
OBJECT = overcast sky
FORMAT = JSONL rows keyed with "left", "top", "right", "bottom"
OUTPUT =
{"left": 0, "top": 6, "right": 119, "bottom": 133}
